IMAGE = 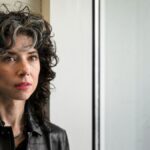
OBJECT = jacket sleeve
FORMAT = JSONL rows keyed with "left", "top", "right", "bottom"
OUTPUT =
{"left": 59, "top": 130, "right": 70, "bottom": 150}
{"left": 48, "top": 123, "right": 70, "bottom": 150}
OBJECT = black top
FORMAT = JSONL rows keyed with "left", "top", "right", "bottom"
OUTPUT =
{"left": 0, "top": 103, "right": 69, "bottom": 150}
{"left": 16, "top": 139, "right": 27, "bottom": 150}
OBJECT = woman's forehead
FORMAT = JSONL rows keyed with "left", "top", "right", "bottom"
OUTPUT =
{"left": 11, "top": 35, "right": 35, "bottom": 51}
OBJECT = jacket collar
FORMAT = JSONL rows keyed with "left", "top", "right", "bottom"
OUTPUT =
{"left": 0, "top": 120, "right": 5, "bottom": 126}
{"left": 25, "top": 102, "right": 43, "bottom": 135}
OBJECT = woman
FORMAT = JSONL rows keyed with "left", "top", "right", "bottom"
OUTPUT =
{"left": 0, "top": 5, "right": 69, "bottom": 150}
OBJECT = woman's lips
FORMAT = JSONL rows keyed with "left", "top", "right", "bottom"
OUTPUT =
{"left": 15, "top": 82, "right": 32, "bottom": 90}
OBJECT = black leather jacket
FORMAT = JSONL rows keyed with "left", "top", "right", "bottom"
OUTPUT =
{"left": 0, "top": 107, "right": 69, "bottom": 150}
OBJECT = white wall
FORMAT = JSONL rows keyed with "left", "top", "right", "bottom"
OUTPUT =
{"left": 101, "top": 0, "right": 150, "bottom": 150}
{"left": 50, "top": 1, "right": 92, "bottom": 150}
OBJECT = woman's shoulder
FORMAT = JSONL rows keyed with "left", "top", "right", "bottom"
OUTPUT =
{"left": 42, "top": 120, "right": 68, "bottom": 135}
{"left": 42, "top": 121, "right": 70, "bottom": 149}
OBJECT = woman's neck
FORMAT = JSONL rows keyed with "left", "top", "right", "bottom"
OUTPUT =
{"left": 0, "top": 99, "right": 27, "bottom": 148}
{"left": 0, "top": 99, "right": 25, "bottom": 130}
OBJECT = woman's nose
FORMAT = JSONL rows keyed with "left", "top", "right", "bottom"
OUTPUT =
{"left": 17, "top": 60, "right": 30, "bottom": 77}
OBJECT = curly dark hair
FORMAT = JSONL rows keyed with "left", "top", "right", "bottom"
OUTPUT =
{"left": 0, "top": 5, "right": 58, "bottom": 124}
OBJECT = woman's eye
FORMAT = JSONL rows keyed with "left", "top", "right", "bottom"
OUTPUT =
{"left": 3, "top": 56, "right": 16, "bottom": 62}
{"left": 29, "top": 55, "right": 39, "bottom": 61}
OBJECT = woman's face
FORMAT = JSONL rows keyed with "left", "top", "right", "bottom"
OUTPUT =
{"left": 0, "top": 34, "right": 40, "bottom": 101}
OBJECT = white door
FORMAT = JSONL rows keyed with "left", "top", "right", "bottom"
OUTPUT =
{"left": 100, "top": 0, "right": 150, "bottom": 150}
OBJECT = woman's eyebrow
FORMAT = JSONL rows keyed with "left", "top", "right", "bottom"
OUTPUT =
{"left": 0, "top": 50, "right": 38, "bottom": 56}
{"left": 0, "top": 51, "right": 16, "bottom": 55}
{"left": 28, "top": 50, "right": 38, "bottom": 55}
